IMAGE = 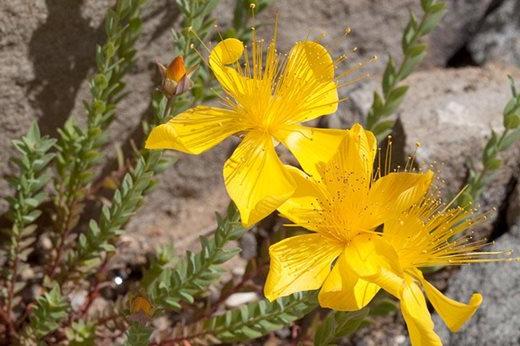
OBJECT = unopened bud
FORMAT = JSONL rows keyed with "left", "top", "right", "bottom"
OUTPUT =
{"left": 156, "top": 55, "right": 196, "bottom": 98}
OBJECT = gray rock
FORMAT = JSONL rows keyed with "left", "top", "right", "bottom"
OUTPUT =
{"left": 427, "top": 0, "right": 495, "bottom": 66}
{"left": 398, "top": 65, "right": 520, "bottom": 214}
{"left": 333, "top": 65, "right": 520, "bottom": 218}
{"left": 469, "top": 0, "right": 520, "bottom": 66}
{"left": 507, "top": 174, "right": 520, "bottom": 227}
{"left": 224, "top": 291, "right": 258, "bottom": 308}
{"left": 258, "top": 0, "right": 496, "bottom": 69}
{"left": 239, "top": 231, "right": 257, "bottom": 260}
{"left": 434, "top": 223, "right": 520, "bottom": 346}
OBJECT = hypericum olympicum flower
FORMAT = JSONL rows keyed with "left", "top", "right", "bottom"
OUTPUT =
{"left": 348, "top": 197, "right": 519, "bottom": 346}
{"left": 264, "top": 124, "right": 433, "bottom": 310}
{"left": 156, "top": 55, "right": 195, "bottom": 97}
{"left": 146, "top": 33, "right": 346, "bottom": 226}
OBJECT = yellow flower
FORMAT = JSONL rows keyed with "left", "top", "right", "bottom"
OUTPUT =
{"left": 350, "top": 197, "right": 518, "bottom": 346}
{"left": 146, "top": 34, "right": 345, "bottom": 227}
{"left": 264, "top": 123, "right": 433, "bottom": 311}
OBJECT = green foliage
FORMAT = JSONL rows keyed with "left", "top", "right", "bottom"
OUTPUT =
{"left": 53, "top": 0, "right": 146, "bottom": 243}
{"left": 458, "top": 77, "right": 520, "bottom": 208}
{"left": 366, "top": 1, "right": 446, "bottom": 140}
{"left": 145, "top": 203, "right": 246, "bottom": 310}
{"left": 314, "top": 309, "right": 370, "bottom": 346}
{"left": 313, "top": 294, "right": 399, "bottom": 346}
{"left": 125, "top": 322, "right": 153, "bottom": 346}
{"left": 65, "top": 320, "right": 96, "bottom": 346}
{"left": 2, "top": 122, "right": 55, "bottom": 307}
{"left": 172, "top": 0, "right": 221, "bottom": 108}
{"left": 58, "top": 39, "right": 175, "bottom": 284}
{"left": 23, "top": 285, "right": 69, "bottom": 341}
{"left": 139, "top": 245, "right": 176, "bottom": 291}
{"left": 206, "top": 292, "right": 318, "bottom": 342}
{"left": 61, "top": 154, "right": 160, "bottom": 282}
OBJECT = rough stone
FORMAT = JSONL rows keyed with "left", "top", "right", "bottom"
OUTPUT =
{"left": 224, "top": 291, "right": 258, "bottom": 308}
{"left": 398, "top": 64, "right": 520, "bottom": 213}
{"left": 334, "top": 64, "right": 520, "bottom": 216}
{"left": 256, "top": 0, "right": 496, "bottom": 69}
{"left": 434, "top": 223, "right": 520, "bottom": 346}
{"left": 469, "top": 0, "right": 520, "bottom": 66}
{"left": 507, "top": 176, "right": 520, "bottom": 227}
{"left": 427, "top": 0, "right": 494, "bottom": 66}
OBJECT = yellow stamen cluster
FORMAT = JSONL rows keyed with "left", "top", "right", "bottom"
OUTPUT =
{"left": 384, "top": 196, "right": 520, "bottom": 269}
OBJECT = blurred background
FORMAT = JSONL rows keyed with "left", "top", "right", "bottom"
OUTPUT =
{"left": 1, "top": 1, "right": 519, "bottom": 344}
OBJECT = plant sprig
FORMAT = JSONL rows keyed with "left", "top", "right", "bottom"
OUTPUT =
{"left": 314, "top": 309, "right": 370, "bottom": 346}
{"left": 1, "top": 123, "right": 55, "bottom": 341}
{"left": 21, "top": 284, "right": 69, "bottom": 343}
{"left": 145, "top": 203, "right": 246, "bottom": 311}
{"left": 458, "top": 76, "right": 520, "bottom": 208}
{"left": 206, "top": 292, "right": 317, "bottom": 343}
{"left": 159, "top": 292, "right": 318, "bottom": 344}
{"left": 313, "top": 295, "right": 398, "bottom": 346}
{"left": 365, "top": 0, "right": 446, "bottom": 140}
{"left": 49, "top": 0, "right": 147, "bottom": 278}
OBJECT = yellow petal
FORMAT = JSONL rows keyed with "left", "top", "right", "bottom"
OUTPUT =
{"left": 277, "top": 166, "right": 324, "bottom": 231}
{"left": 366, "top": 170, "right": 434, "bottom": 228}
{"left": 344, "top": 234, "right": 385, "bottom": 278}
{"left": 275, "top": 125, "right": 346, "bottom": 178}
{"left": 224, "top": 131, "right": 296, "bottom": 227}
{"left": 264, "top": 233, "right": 342, "bottom": 301}
{"left": 400, "top": 281, "right": 442, "bottom": 346}
{"left": 145, "top": 106, "right": 242, "bottom": 154}
{"left": 317, "top": 124, "right": 377, "bottom": 210}
{"left": 420, "top": 277, "right": 482, "bottom": 332}
{"left": 209, "top": 38, "right": 247, "bottom": 98}
{"left": 278, "top": 41, "right": 338, "bottom": 123}
{"left": 210, "top": 38, "right": 244, "bottom": 65}
{"left": 351, "top": 238, "right": 404, "bottom": 298}
{"left": 319, "top": 249, "right": 380, "bottom": 311}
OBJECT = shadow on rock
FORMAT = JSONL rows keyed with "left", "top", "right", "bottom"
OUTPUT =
{"left": 27, "top": 0, "right": 104, "bottom": 137}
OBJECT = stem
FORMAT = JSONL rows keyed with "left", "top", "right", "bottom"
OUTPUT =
{"left": 5, "top": 242, "right": 19, "bottom": 320}
{"left": 0, "top": 303, "right": 16, "bottom": 342}
{"left": 47, "top": 211, "right": 75, "bottom": 278}
{"left": 473, "top": 129, "right": 509, "bottom": 192}
{"left": 394, "top": 14, "right": 428, "bottom": 86}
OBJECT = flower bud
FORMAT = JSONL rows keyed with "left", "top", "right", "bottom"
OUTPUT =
{"left": 156, "top": 56, "right": 196, "bottom": 98}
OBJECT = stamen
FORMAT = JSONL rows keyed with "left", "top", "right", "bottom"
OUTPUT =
{"left": 188, "top": 26, "right": 211, "bottom": 53}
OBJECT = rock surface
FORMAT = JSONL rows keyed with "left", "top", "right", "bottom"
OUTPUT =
{"left": 336, "top": 64, "right": 520, "bottom": 216}
{"left": 434, "top": 222, "right": 520, "bottom": 345}
{"left": 427, "top": 0, "right": 494, "bottom": 66}
{"left": 469, "top": 0, "right": 520, "bottom": 66}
